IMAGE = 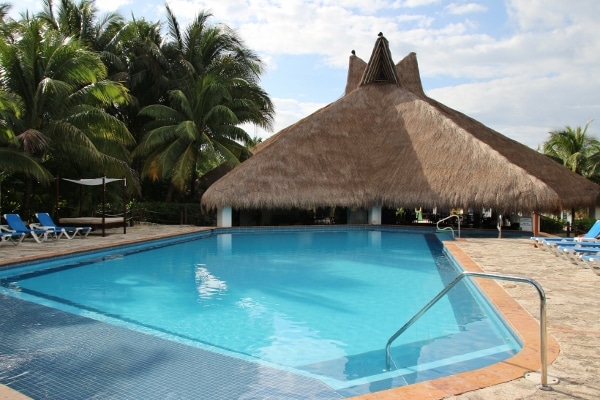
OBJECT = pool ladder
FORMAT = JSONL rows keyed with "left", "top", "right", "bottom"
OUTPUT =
{"left": 436, "top": 214, "right": 460, "bottom": 238}
{"left": 385, "top": 271, "right": 556, "bottom": 391}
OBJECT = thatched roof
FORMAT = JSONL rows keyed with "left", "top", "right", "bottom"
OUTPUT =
{"left": 202, "top": 34, "right": 600, "bottom": 213}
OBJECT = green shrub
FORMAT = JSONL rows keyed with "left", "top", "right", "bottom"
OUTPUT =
{"left": 572, "top": 218, "right": 596, "bottom": 235}
{"left": 540, "top": 216, "right": 566, "bottom": 234}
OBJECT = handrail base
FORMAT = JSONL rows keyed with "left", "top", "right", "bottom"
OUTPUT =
{"left": 525, "top": 371, "right": 559, "bottom": 390}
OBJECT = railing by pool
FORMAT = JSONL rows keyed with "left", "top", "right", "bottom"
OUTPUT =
{"left": 385, "top": 271, "right": 556, "bottom": 391}
{"left": 436, "top": 214, "right": 461, "bottom": 238}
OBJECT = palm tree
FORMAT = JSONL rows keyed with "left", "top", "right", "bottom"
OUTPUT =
{"left": 0, "top": 89, "right": 53, "bottom": 183}
{"left": 37, "top": 0, "right": 123, "bottom": 47}
{"left": 0, "top": 2, "right": 17, "bottom": 40}
{"left": 0, "top": 15, "right": 139, "bottom": 214}
{"left": 543, "top": 120, "right": 600, "bottom": 179}
{"left": 134, "top": 9, "right": 274, "bottom": 200}
{"left": 106, "top": 17, "right": 171, "bottom": 135}
{"left": 38, "top": 0, "right": 127, "bottom": 85}
{"left": 134, "top": 75, "right": 256, "bottom": 200}
{"left": 542, "top": 121, "right": 600, "bottom": 228}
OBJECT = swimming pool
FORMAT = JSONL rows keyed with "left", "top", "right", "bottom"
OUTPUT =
{"left": 0, "top": 227, "right": 521, "bottom": 397}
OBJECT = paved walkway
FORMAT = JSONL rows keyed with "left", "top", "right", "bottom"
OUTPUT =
{"left": 0, "top": 226, "right": 598, "bottom": 399}
{"left": 447, "top": 237, "right": 600, "bottom": 400}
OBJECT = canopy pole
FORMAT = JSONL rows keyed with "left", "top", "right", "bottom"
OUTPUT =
{"left": 78, "top": 181, "right": 83, "bottom": 217}
{"left": 54, "top": 176, "right": 59, "bottom": 220}
{"left": 102, "top": 177, "right": 106, "bottom": 237}
{"left": 123, "top": 178, "right": 127, "bottom": 234}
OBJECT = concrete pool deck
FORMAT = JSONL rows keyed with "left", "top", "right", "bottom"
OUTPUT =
{"left": 0, "top": 225, "right": 598, "bottom": 399}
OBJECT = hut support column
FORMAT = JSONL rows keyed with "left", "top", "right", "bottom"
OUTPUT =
{"left": 368, "top": 206, "right": 382, "bottom": 225}
{"left": 533, "top": 212, "right": 540, "bottom": 237}
{"left": 217, "top": 207, "right": 232, "bottom": 227}
{"left": 592, "top": 206, "right": 600, "bottom": 220}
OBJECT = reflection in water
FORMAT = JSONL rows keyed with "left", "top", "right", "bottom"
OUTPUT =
{"left": 257, "top": 313, "right": 347, "bottom": 368}
{"left": 195, "top": 264, "right": 227, "bottom": 299}
{"left": 217, "top": 233, "right": 232, "bottom": 255}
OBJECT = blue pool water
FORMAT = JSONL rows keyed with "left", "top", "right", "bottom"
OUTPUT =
{"left": 0, "top": 228, "right": 521, "bottom": 396}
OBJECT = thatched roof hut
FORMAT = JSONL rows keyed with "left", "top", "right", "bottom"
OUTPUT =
{"left": 202, "top": 34, "right": 599, "bottom": 216}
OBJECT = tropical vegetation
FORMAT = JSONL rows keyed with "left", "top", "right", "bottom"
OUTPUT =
{"left": 0, "top": 0, "right": 273, "bottom": 220}
{"left": 540, "top": 120, "right": 600, "bottom": 232}
{"left": 542, "top": 120, "right": 600, "bottom": 183}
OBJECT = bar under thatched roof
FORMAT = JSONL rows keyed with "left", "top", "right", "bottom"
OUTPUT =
{"left": 202, "top": 34, "right": 600, "bottom": 213}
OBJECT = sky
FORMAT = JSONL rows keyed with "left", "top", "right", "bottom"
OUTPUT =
{"left": 10, "top": 0, "right": 600, "bottom": 149}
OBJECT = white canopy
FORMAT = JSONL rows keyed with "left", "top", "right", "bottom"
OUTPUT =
{"left": 63, "top": 177, "right": 126, "bottom": 186}
{"left": 57, "top": 177, "right": 127, "bottom": 236}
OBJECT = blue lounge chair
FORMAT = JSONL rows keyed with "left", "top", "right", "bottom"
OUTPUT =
{"left": 0, "top": 226, "right": 26, "bottom": 245}
{"left": 545, "top": 240, "right": 600, "bottom": 257}
{"left": 532, "top": 220, "right": 600, "bottom": 250}
{"left": 3, "top": 214, "right": 52, "bottom": 243}
{"left": 33, "top": 212, "right": 92, "bottom": 239}
{"left": 559, "top": 245, "right": 600, "bottom": 265}
{"left": 580, "top": 255, "right": 600, "bottom": 275}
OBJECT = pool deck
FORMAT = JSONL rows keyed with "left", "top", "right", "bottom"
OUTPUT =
{"left": 0, "top": 225, "right": 598, "bottom": 399}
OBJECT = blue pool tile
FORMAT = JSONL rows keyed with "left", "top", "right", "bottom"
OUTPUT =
{"left": 0, "top": 295, "right": 343, "bottom": 399}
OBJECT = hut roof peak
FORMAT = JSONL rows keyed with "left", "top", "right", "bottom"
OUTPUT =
{"left": 360, "top": 33, "right": 399, "bottom": 86}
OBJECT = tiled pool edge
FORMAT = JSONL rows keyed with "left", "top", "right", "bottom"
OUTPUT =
{"left": 348, "top": 240, "right": 560, "bottom": 400}
{"left": 0, "top": 227, "right": 214, "bottom": 269}
{"left": 0, "top": 225, "right": 438, "bottom": 270}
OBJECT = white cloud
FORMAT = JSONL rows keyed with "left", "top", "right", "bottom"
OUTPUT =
{"left": 402, "top": 0, "right": 442, "bottom": 7}
{"left": 444, "top": 2, "right": 487, "bottom": 15}
{"left": 428, "top": 65, "right": 600, "bottom": 148}
{"left": 244, "top": 98, "right": 327, "bottom": 140}
{"left": 505, "top": 0, "right": 599, "bottom": 31}
{"left": 95, "top": 0, "right": 132, "bottom": 13}
{"left": 7, "top": 0, "right": 600, "bottom": 149}
{"left": 232, "top": 1, "right": 600, "bottom": 148}
{"left": 163, "top": 0, "right": 427, "bottom": 69}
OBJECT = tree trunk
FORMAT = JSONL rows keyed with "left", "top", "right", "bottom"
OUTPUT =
{"left": 165, "top": 184, "right": 175, "bottom": 202}
{"left": 22, "top": 177, "right": 34, "bottom": 221}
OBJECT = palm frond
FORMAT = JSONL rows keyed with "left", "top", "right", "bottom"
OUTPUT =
{"left": 175, "top": 120, "right": 200, "bottom": 142}
{"left": 138, "top": 104, "right": 184, "bottom": 123}
{"left": 133, "top": 125, "right": 183, "bottom": 157}
{"left": 17, "top": 128, "right": 50, "bottom": 154}
{"left": 0, "top": 147, "right": 53, "bottom": 183}
{"left": 69, "top": 79, "right": 130, "bottom": 108}
{"left": 168, "top": 89, "right": 194, "bottom": 119}
{"left": 65, "top": 106, "right": 135, "bottom": 146}
{"left": 211, "top": 138, "right": 243, "bottom": 166}
{"left": 170, "top": 144, "right": 198, "bottom": 191}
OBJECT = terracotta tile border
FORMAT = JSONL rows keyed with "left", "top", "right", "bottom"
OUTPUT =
{"left": 350, "top": 241, "right": 560, "bottom": 400}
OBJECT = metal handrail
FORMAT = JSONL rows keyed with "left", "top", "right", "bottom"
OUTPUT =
{"left": 385, "top": 271, "right": 553, "bottom": 391}
{"left": 436, "top": 214, "right": 461, "bottom": 238}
